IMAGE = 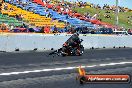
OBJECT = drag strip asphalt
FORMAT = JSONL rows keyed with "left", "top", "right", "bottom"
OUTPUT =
{"left": 0, "top": 48, "right": 132, "bottom": 88}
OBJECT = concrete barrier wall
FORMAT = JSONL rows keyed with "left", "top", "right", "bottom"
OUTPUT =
{"left": 0, "top": 33, "right": 132, "bottom": 52}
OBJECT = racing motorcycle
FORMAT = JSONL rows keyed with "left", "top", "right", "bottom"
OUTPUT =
{"left": 61, "top": 39, "right": 84, "bottom": 56}
{"left": 49, "top": 39, "right": 84, "bottom": 56}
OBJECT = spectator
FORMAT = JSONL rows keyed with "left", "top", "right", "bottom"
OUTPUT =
{"left": 63, "top": 26, "right": 68, "bottom": 32}
{"left": 0, "top": 22, "right": 8, "bottom": 30}
{"left": 10, "top": 23, "right": 14, "bottom": 31}
{"left": 128, "top": 28, "right": 132, "bottom": 35}
{"left": 15, "top": 14, "right": 22, "bottom": 21}
{"left": 34, "top": 26, "right": 41, "bottom": 33}
{"left": 46, "top": 12, "right": 52, "bottom": 18}
{"left": 0, "top": 3, "right": 2, "bottom": 13}
{"left": 45, "top": 8, "right": 49, "bottom": 12}
{"left": 104, "top": 14, "right": 112, "bottom": 19}
{"left": 127, "top": 16, "right": 132, "bottom": 24}
{"left": 121, "top": 27, "right": 126, "bottom": 31}
{"left": 3, "top": 3, "right": 8, "bottom": 10}
{"left": 91, "top": 30, "right": 95, "bottom": 34}
{"left": 44, "top": 25, "right": 50, "bottom": 33}
{"left": 52, "top": 25, "right": 58, "bottom": 33}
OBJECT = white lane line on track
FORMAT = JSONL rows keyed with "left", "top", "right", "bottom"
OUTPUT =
{"left": 0, "top": 61, "right": 132, "bottom": 76}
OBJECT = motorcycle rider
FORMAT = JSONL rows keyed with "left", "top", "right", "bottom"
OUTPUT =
{"left": 63, "top": 32, "right": 82, "bottom": 55}
{"left": 49, "top": 33, "right": 84, "bottom": 56}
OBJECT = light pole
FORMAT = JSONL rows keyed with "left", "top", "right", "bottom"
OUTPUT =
{"left": 115, "top": 0, "right": 119, "bottom": 26}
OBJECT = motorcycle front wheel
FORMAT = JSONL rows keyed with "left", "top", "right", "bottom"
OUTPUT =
{"left": 61, "top": 47, "right": 67, "bottom": 57}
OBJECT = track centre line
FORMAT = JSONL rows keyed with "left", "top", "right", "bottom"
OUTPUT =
{"left": 0, "top": 61, "right": 132, "bottom": 76}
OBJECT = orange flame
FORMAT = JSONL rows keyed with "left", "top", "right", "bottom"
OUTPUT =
{"left": 78, "top": 66, "right": 86, "bottom": 76}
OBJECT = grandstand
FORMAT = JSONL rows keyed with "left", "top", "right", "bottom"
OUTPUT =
{"left": 0, "top": 0, "right": 131, "bottom": 34}
{"left": 1, "top": 0, "right": 95, "bottom": 30}
{"left": 1, "top": 2, "right": 65, "bottom": 27}
{"left": 0, "top": 14, "right": 22, "bottom": 26}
